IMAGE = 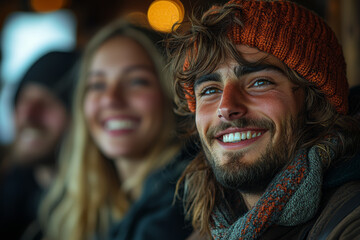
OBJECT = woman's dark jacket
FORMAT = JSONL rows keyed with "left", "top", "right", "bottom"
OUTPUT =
{"left": 108, "top": 145, "right": 197, "bottom": 240}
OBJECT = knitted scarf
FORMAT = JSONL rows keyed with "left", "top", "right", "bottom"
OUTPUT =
{"left": 210, "top": 144, "right": 329, "bottom": 240}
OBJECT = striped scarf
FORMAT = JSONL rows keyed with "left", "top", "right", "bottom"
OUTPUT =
{"left": 210, "top": 144, "right": 329, "bottom": 239}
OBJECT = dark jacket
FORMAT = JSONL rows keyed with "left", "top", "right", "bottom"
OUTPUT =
{"left": 0, "top": 166, "right": 43, "bottom": 240}
{"left": 108, "top": 146, "right": 196, "bottom": 240}
{"left": 260, "top": 151, "right": 360, "bottom": 240}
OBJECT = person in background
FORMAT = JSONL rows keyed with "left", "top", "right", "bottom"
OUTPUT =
{"left": 167, "top": 0, "right": 360, "bottom": 239}
{"left": 0, "top": 50, "right": 79, "bottom": 240}
{"left": 38, "top": 20, "right": 194, "bottom": 240}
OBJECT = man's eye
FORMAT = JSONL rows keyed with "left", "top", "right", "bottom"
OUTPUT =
{"left": 200, "top": 87, "right": 222, "bottom": 96}
{"left": 252, "top": 79, "right": 273, "bottom": 87}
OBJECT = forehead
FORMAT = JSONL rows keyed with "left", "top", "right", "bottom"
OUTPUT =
{"left": 91, "top": 36, "right": 153, "bottom": 68}
{"left": 206, "top": 45, "right": 287, "bottom": 80}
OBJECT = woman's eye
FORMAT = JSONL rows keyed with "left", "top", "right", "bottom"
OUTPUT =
{"left": 86, "top": 82, "right": 106, "bottom": 91}
{"left": 252, "top": 79, "right": 273, "bottom": 87}
{"left": 130, "top": 78, "right": 151, "bottom": 87}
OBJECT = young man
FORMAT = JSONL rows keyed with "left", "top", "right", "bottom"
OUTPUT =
{"left": 168, "top": 0, "right": 360, "bottom": 239}
{"left": 0, "top": 50, "right": 79, "bottom": 239}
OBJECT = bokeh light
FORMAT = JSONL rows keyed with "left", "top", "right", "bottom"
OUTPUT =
{"left": 0, "top": 10, "right": 76, "bottom": 143}
{"left": 147, "top": 0, "right": 184, "bottom": 33}
{"left": 30, "top": 0, "right": 68, "bottom": 12}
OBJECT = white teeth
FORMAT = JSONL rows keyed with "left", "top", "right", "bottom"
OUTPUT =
{"left": 105, "top": 120, "right": 136, "bottom": 130}
{"left": 234, "top": 132, "right": 241, "bottom": 141}
{"left": 228, "top": 133, "right": 234, "bottom": 142}
{"left": 21, "top": 128, "right": 42, "bottom": 142}
{"left": 222, "top": 131, "right": 263, "bottom": 143}
{"left": 241, "top": 132, "right": 246, "bottom": 140}
{"left": 246, "top": 131, "right": 251, "bottom": 139}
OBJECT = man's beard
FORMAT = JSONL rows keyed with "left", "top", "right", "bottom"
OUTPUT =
{"left": 201, "top": 117, "right": 300, "bottom": 193}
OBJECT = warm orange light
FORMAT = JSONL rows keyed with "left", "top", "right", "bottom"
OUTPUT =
{"left": 147, "top": 0, "right": 184, "bottom": 33}
{"left": 31, "top": 0, "right": 67, "bottom": 12}
{"left": 125, "top": 12, "right": 149, "bottom": 28}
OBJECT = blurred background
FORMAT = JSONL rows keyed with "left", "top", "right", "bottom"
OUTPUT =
{"left": 0, "top": 0, "right": 359, "bottom": 144}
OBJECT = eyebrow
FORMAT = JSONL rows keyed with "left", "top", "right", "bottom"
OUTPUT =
{"left": 193, "top": 63, "right": 286, "bottom": 91}
{"left": 87, "top": 65, "right": 155, "bottom": 79}
{"left": 122, "top": 65, "right": 155, "bottom": 75}
{"left": 194, "top": 73, "right": 221, "bottom": 91}
{"left": 234, "top": 64, "right": 285, "bottom": 78}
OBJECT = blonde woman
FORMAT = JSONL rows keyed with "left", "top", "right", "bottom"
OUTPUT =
{"left": 38, "top": 20, "right": 194, "bottom": 240}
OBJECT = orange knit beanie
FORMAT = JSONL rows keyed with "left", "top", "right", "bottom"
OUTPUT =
{"left": 183, "top": 0, "right": 348, "bottom": 114}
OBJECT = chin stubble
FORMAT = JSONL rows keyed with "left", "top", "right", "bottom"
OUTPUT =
{"left": 202, "top": 116, "right": 298, "bottom": 193}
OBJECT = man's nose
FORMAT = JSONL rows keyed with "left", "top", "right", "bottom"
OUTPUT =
{"left": 217, "top": 82, "right": 248, "bottom": 121}
{"left": 18, "top": 101, "right": 44, "bottom": 124}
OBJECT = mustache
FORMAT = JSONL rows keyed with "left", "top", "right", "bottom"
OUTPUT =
{"left": 18, "top": 123, "right": 46, "bottom": 132}
{"left": 206, "top": 118, "right": 276, "bottom": 140}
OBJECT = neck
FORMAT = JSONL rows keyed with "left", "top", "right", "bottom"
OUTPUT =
{"left": 114, "top": 157, "right": 145, "bottom": 182}
{"left": 114, "top": 156, "right": 146, "bottom": 200}
{"left": 241, "top": 192, "right": 263, "bottom": 210}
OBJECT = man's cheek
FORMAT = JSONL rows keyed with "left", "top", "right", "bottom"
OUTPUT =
{"left": 47, "top": 112, "right": 67, "bottom": 132}
{"left": 195, "top": 112, "right": 208, "bottom": 136}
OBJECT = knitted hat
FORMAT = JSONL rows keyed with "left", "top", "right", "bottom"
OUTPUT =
{"left": 14, "top": 50, "right": 80, "bottom": 111}
{"left": 183, "top": 0, "right": 348, "bottom": 114}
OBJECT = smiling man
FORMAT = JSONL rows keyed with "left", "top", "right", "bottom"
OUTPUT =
{"left": 9, "top": 51, "right": 79, "bottom": 167}
{"left": 168, "top": 0, "right": 360, "bottom": 239}
{"left": 195, "top": 45, "right": 305, "bottom": 195}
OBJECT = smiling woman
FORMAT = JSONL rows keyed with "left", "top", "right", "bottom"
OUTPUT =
{"left": 84, "top": 36, "right": 165, "bottom": 164}
{"left": 37, "top": 20, "right": 194, "bottom": 240}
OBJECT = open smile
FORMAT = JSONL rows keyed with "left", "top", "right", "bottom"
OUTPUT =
{"left": 101, "top": 116, "right": 140, "bottom": 136}
{"left": 214, "top": 128, "right": 267, "bottom": 149}
{"left": 221, "top": 130, "right": 263, "bottom": 143}
{"left": 104, "top": 119, "right": 138, "bottom": 131}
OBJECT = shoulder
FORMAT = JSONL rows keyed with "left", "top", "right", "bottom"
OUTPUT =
{"left": 147, "top": 140, "right": 199, "bottom": 187}
{"left": 309, "top": 180, "right": 360, "bottom": 239}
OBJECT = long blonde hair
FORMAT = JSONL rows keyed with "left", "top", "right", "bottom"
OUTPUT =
{"left": 39, "top": 20, "right": 181, "bottom": 240}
